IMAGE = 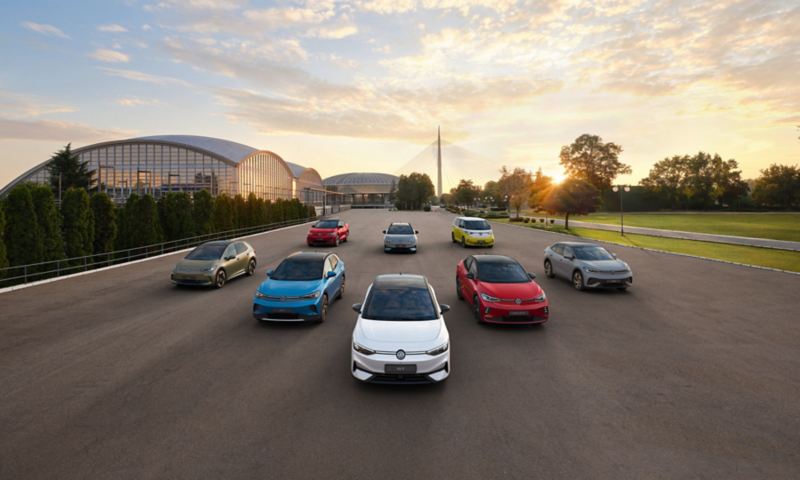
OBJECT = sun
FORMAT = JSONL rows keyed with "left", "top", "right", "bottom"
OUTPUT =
{"left": 551, "top": 171, "right": 567, "bottom": 184}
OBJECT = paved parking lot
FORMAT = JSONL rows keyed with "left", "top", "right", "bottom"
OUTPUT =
{"left": 1, "top": 209, "right": 798, "bottom": 479}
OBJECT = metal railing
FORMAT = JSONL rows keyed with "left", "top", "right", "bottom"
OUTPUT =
{"left": 0, "top": 216, "right": 316, "bottom": 288}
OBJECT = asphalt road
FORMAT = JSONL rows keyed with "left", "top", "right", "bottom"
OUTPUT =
{"left": 1, "top": 209, "right": 799, "bottom": 479}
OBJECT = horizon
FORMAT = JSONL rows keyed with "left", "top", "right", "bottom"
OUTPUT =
{"left": 1, "top": 1, "right": 798, "bottom": 191}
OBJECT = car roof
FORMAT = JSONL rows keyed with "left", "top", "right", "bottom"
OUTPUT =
{"left": 318, "top": 218, "right": 340, "bottom": 222}
{"left": 388, "top": 222, "right": 411, "bottom": 226}
{"left": 372, "top": 273, "right": 428, "bottom": 289}
{"left": 286, "top": 251, "right": 330, "bottom": 261}
{"left": 554, "top": 241, "right": 601, "bottom": 247}
{"left": 472, "top": 254, "right": 518, "bottom": 264}
{"left": 201, "top": 240, "right": 233, "bottom": 247}
{"left": 457, "top": 216, "right": 486, "bottom": 221}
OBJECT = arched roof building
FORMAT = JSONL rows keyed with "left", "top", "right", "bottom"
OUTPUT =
{"left": 1, "top": 135, "right": 324, "bottom": 203}
{"left": 323, "top": 172, "right": 398, "bottom": 207}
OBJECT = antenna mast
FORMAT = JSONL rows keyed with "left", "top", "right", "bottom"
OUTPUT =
{"left": 437, "top": 126, "right": 442, "bottom": 198}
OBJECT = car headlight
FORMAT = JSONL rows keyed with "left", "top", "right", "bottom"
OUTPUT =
{"left": 533, "top": 292, "right": 546, "bottom": 303}
{"left": 204, "top": 266, "right": 216, "bottom": 272}
{"left": 426, "top": 343, "right": 449, "bottom": 356}
{"left": 480, "top": 292, "right": 500, "bottom": 303}
{"left": 353, "top": 342, "right": 375, "bottom": 355}
{"left": 301, "top": 291, "right": 321, "bottom": 299}
{"left": 255, "top": 291, "right": 268, "bottom": 299}
{"left": 329, "top": 232, "right": 338, "bottom": 237}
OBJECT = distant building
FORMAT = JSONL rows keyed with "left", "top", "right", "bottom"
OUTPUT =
{"left": 0, "top": 135, "right": 325, "bottom": 204}
{"left": 323, "top": 172, "right": 398, "bottom": 207}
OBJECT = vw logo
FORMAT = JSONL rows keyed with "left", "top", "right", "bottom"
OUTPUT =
{"left": 396, "top": 350, "right": 406, "bottom": 360}
{"left": 515, "top": 298, "right": 522, "bottom": 305}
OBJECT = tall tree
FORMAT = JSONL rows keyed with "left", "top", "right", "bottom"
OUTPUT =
{"left": 3, "top": 184, "right": 43, "bottom": 266}
{"left": 192, "top": 189, "right": 215, "bottom": 235}
{"left": 61, "top": 187, "right": 95, "bottom": 260}
{"left": 482, "top": 180, "right": 501, "bottom": 206}
{"left": 233, "top": 194, "right": 247, "bottom": 228}
{"left": 528, "top": 168, "right": 553, "bottom": 211}
{"left": 158, "top": 192, "right": 194, "bottom": 241}
{"left": 396, "top": 172, "right": 435, "bottom": 210}
{"left": 559, "top": 134, "right": 630, "bottom": 191}
{"left": 90, "top": 192, "right": 117, "bottom": 254}
{"left": 31, "top": 184, "right": 65, "bottom": 262}
{"left": 538, "top": 178, "right": 599, "bottom": 229}
{"left": 129, "top": 194, "right": 161, "bottom": 248}
{"left": 452, "top": 179, "right": 480, "bottom": 208}
{"left": 116, "top": 194, "right": 139, "bottom": 250}
{"left": 497, "top": 166, "right": 533, "bottom": 200}
{"left": 751, "top": 164, "right": 800, "bottom": 210}
{"left": 212, "top": 194, "right": 235, "bottom": 232}
{"left": 47, "top": 143, "right": 90, "bottom": 195}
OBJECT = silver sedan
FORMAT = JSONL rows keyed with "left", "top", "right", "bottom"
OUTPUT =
{"left": 383, "top": 222, "right": 418, "bottom": 253}
{"left": 543, "top": 241, "right": 633, "bottom": 291}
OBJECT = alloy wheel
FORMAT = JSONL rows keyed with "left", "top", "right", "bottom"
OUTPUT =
{"left": 544, "top": 260, "right": 554, "bottom": 278}
{"left": 573, "top": 271, "right": 584, "bottom": 291}
{"left": 215, "top": 269, "right": 226, "bottom": 288}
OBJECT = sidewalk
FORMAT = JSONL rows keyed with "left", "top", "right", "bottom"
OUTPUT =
{"left": 547, "top": 219, "right": 800, "bottom": 252}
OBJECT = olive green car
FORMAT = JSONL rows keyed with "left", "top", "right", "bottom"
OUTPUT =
{"left": 171, "top": 240, "right": 257, "bottom": 288}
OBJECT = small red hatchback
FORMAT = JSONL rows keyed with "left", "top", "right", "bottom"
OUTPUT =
{"left": 456, "top": 255, "right": 549, "bottom": 325}
{"left": 307, "top": 218, "right": 349, "bottom": 246}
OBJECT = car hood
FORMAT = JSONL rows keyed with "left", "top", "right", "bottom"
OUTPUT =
{"left": 309, "top": 228, "right": 336, "bottom": 234}
{"left": 355, "top": 318, "right": 444, "bottom": 349}
{"left": 175, "top": 259, "right": 218, "bottom": 272}
{"left": 384, "top": 234, "right": 417, "bottom": 243}
{"left": 479, "top": 281, "right": 542, "bottom": 299}
{"left": 577, "top": 259, "right": 629, "bottom": 272}
{"left": 463, "top": 229, "right": 493, "bottom": 237}
{"left": 258, "top": 278, "right": 323, "bottom": 296}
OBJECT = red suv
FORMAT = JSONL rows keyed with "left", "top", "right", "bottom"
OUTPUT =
{"left": 307, "top": 219, "right": 349, "bottom": 246}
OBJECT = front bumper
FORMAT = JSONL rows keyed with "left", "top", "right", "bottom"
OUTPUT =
{"left": 463, "top": 235, "right": 494, "bottom": 247}
{"left": 307, "top": 235, "right": 338, "bottom": 246}
{"left": 584, "top": 273, "right": 633, "bottom": 289}
{"left": 384, "top": 243, "right": 417, "bottom": 252}
{"left": 351, "top": 349, "right": 450, "bottom": 383}
{"left": 480, "top": 302, "right": 549, "bottom": 324}
{"left": 253, "top": 297, "right": 322, "bottom": 321}
{"left": 171, "top": 272, "right": 214, "bottom": 286}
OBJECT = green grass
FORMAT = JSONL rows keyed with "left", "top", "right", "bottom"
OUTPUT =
{"left": 518, "top": 212, "right": 800, "bottom": 242}
{"left": 492, "top": 218, "right": 800, "bottom": 273}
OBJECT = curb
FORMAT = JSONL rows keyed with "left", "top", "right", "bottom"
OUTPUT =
{"left": 490, "top": 220, "right": 800, "bottom": 277}
{"left": 0, "top": 220, "right": 315, "bottom": 295}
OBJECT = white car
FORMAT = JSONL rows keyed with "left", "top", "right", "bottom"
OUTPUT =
{"left": 383, "top": 222, "right": 419, "bottom": 253}
{"left": 351, "top": 274, "right": 451, "bottom": 384}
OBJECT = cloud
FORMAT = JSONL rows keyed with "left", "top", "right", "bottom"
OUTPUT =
{"left": 21, "top": 21, "right": 70, "bottom": 39}
{"left": 0, "top": 90, "right": 76, "bottom": 117}
{"left": 97, "top": 67, "right": 190, "bottom": 86}
{"left": 89, "top": 48, "right": 131, "bottom": 63}
{"left": 307, "top": 23, "right": 358, "bottom": 39}
{"left": 243, "top": 3, "right": 337, "bottom": 29}
{"left": 116, "top": 97, "right": 161, "bottom": 107}
{"left": 0, "top": 118, "right": 132, "bottom": 141}
{"left": 97, "top": 23, "right": 128, "bottom": 32}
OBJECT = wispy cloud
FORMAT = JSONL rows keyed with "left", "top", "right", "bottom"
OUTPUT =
{"left": 97, "top": 23, "right": 128, "bottom": 33}
{"left": 0, "top": 90, "right": 76, "bottom": 118}
{"left": 0, "top": 118, "right": 132, "bottom": 141}
{"left": 97, "top": 67, "right": 189, "bottom": 86}
{"left": 21, "top": 21, "right": 70, "bottom": 39}
{"left": 116, "top": 97, "right": 161, "bottom": 107}
{"left": 89, "top": 48, "right": 130, "bottom": 63}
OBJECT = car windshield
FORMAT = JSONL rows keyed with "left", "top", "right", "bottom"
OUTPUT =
{"left": 271, "top": 258, "right": 323, "bottom": 281}
{"left": 315, "top": 220, "right": 338, "bottom": 229}
{"left": 185, "top": 244, "right": 225, "bottom": 260}
{"left": 477, "top": 261, "right": 530, "bottom": 283}
{"left": 362, "top": 286, "right": 437, "bottom": 321}
{"left": 573, "top": 246, "right": 615, "bottom": 261}
{"left": 387, "top": 224, "right": 414, "bottom": 234}
{"left": 463, "top": 220, "right": 490, "bottom": 230}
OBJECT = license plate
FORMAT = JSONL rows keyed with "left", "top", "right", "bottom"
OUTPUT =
{"left": 508, "top": 310, "right": 529, "bottom": 316}
{"left": 385, "top": 364, "right": 417, "bottom": 374}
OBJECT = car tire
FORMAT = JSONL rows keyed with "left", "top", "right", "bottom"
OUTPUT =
{"left": 456, "top": 278, "right": 464, "bottom": 300}
{"left": 333, "top": 237, "right": 339, "bottom": 247}
{"left": 572, "top": 270, "right": 584, "bottom": 291}
{"left": 343, "top": 235, "right": 348, "bottom": 243}
{"left": 451, "top": 232, "right": 457, "bottom": 243}
{"left": 544, "top": 259, "right": 555, "bottom": 278}
{"left": 617, "top": 286, "right": 628, "bottom": 291}
{"left": 246, "top": 259, "right": 256, "bottom": 276}
{"left": 319, "top": 294, "right": 329, "bottom": 322}
{"left": 472, "top": 295, "right": 483, "bottom": 323}
{"left": 214, "top": 269, "right": 227, "bottom": 289}
{"left": 461, "top": 237, "right": 467, "bottom": 248}
{"left": 338, "top": 276, "right": 345, "bottom": 299}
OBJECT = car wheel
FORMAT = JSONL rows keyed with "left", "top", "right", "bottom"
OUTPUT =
{"left": 338, "top": 275, "right": 346, "bottom": 299}
{"left": 472, "top": 295, "right": 483, "bottom": 323}
{"left": 544, "top": 259, "right": 555, "bottom": 278}
{"left": 572, "top": 270, "right": 584, "bottom": 291}
{"left": 451, "top": 232, "right": 457, "bottom": 243}
{"left": 343, "top": 234, "right": 348, "bottom": 243}
{"left": 456, "top": 278, "right": 464, "bottom": 300}
{"left": 333, "top": 236, "right": 339, "bottom": 247}
{"left": 461, "top": 237, "right": 467, "bottom": 248}
{"left": 319, "top": 295, "right": 329, "bottom": 322}
{"left": 618, "top": 286, "right": 628, "bottom": 291}
{"left": 214, "top": 269, "right": 227, "bottom": 289}
{"left": 246, "top": 258, "right": 256, "bottom": 276}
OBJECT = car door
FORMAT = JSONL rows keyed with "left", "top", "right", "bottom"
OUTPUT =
{"left": 559, "top": 246, "right": 575, "bottom": 277}
{"left": 463, "top": 257, "right": 479, "bottom": 304}
{"left": 453, "top": 219, "right": 463, "bottom": 241}
{"left": 234, "top": 242, "right": 249, "bottom": 275}
{"left": 329, "top": 254, "right": 343, "bottom": 294}
{"left": 222, "top": 244, "right": 238, "bottom": 274}
{"left": 322, "top": 256, "right": 337, "bottom": 298}
{"left": 457, "top": 256, "right": 472, "bottom": 299}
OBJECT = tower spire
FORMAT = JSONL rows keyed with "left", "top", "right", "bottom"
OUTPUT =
{"left": 437, "top": 126, "right": 442, "bottom": 198}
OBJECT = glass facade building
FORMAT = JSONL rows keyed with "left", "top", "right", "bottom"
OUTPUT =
{"left": 1, "top": 135, "right": 326, "bottom": 204}
{"left": 322, "top": 172, "right": 398, "bottom": 207}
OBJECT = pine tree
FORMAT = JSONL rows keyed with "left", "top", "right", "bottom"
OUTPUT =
{"left": 116, "top": 194, "right": 140, "bottom": 251}
{"left": 90, "top": 192, "right": 117, "bottom": 254}
{"left": 192, "top": 190, "right": 214, "bottom": 235}
{"left": 3, "top": 184, "right": 43, "bottom": 266}
{"left": 30, "top": 185, "right": 65, "bottom": 262}
{"left": 47, "top": 143, "right": 90, "bottom": 194}
{"left": 130, "top": 194, "right": 161, "bottom": 248}
{"left": 61, "top": 187, "right": 94, "bottom": 260}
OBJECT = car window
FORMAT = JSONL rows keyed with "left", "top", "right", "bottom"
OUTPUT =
{"left": 223, "top": 245, "right": 236, "bottom": 258}
{"left": 387, "top": 224, "right": 414, "bottom": 234}
{"left": 234, "top": 242, "right": 248, "bottom": 255}
{"left": 477, "top": 261, "right": 530, "bottom": 283}
{"left": 468, "top": 261, "right": 478, "bottom": 277}
{"left": 315, "top": 220, "right": 338, "bottom": 228}
{"left": 271, "top": 258, "right": 323, "bottom": 281}
{"left": 463, "top": 220, "right": 491, "bottom": 230}
{"left": 574, "top": 246, "right": 614, "bottom": 261}
{"left": 329, "top": 255, "right": 338, "bottom": 270}
{"left": 551, "top": 244, "right": 563, "bottom": 256}
{"left": 563, "top": 246, "right": 574, "bottom": 258}
{"left": 464, "top": 256, "right": 473, "bottom": 271}
{"left": 323, "top": 257, "right": 334, "bottom": 275}
{"left": 338, "top": 221, "right": 344, "bottom": 228}
{"left": 185, "top": 244, "right": 225, "bottom": 260}
{"left": 362, "top": 285, "right": 438, "bottom": 321}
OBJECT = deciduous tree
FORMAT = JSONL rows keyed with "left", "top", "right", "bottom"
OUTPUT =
{"left": 4, "top": 184, "right": 43, "bottom": 266}
{"left": 31, "top": 184, "right": 65, "bottom": 262}
{"left": 539, "top": 178, "right": 599, "bottom": 229}
{"left": 751, "top": 164, "right": 800, "bottom": 210}
{"left": 560, "top": 134, "right": 630, "bottom": 191}
{"left": 61, "top": 187, "right": 94, "bottom": 259}
{"left": 396, "top": 173, "right": 435, "bottom": 210}
{"left": 90, "top": 192, "right": 117, "bottom": 254}
{"left": 192, "top": 190, "right": 214, "bottom": 235}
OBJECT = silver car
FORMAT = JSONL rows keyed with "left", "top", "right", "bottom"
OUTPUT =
{"left": 543, "top": 242, "right": 632, "bottom": 291}
{"left": 383, "top": 223, "right": 419, "bottom": 253}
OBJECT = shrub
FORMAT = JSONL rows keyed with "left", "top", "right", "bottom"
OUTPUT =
{"left": 423, "top": 204, "right": 431, "bottom": 212}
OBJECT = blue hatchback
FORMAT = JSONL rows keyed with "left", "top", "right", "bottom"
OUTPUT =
{"left": 253, "top": 251, "right": 346, "bottom": 322}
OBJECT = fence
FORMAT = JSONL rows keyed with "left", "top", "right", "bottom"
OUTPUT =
{"left": 0, "top": 216, "right": 316, "bottom": 288}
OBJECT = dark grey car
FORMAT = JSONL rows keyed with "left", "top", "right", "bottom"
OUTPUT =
{"left": 543, "top": 242, "right": 632, "bottom": 291}
{"left": 383, "top": 223, "right": 419, "bottom": 253}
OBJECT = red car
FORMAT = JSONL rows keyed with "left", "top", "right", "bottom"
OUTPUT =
{"left": 307, "top": 218, "right": 349, "bottom": 246}
{"left": 456, "top": 255, "right": 549, "bottom": 325}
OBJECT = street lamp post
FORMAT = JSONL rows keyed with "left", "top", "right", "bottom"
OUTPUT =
{"left": 611, "top": 185, "right": 631, "bottom": 235}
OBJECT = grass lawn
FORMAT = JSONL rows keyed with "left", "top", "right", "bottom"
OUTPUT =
{"left": 518, "top": 211, "right": 800, "bottom": 242}
{"left": 492, "top": 218, "right": 800, "bottom": 273}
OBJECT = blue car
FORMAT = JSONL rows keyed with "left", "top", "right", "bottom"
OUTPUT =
{"left": 253, "top": 251, "right": 345, "bottom": 322}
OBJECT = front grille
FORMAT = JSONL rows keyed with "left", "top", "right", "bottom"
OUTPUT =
{"left": 369, "top": 373, "right": 434, "bottom": 384}
{"left": 266, "top": 312, "right": 301, "bottom": 320}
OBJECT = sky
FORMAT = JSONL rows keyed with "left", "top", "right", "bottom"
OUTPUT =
{"left": 1, "top": 0, "right": 798, "bottom": 191}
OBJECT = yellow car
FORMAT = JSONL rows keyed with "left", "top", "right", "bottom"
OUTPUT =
{"left": 451, "top": 216, "right": 495, "bottom": 248}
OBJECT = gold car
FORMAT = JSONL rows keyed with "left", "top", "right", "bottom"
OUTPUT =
{"left": 171, "top": 240, "right": 257, "bottom": 288}
{"left": 451, "top": 217, "right": 495, "bottom": 248}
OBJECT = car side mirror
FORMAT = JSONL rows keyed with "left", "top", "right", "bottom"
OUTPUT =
{"left": 225, "top": 255, "right": 235, "bottom": 261}
{"left": 415, "top": 230, "right": 419, "bottom": 234}
{"left": 439, "top": 304, "right": 451, "bottom": 314}
{"left": 326, "top": 271, "right": 336, "bottom": 278}
{"left": 528, "top": 272, "right": 536, "bottom": 279}
{"left": 266, "top": 269, "right": 273, "bottom": 277}
{"left": 352, "top": 303, "right": 362, "bottom": 313}
{"left": 612, "top": 253, "right": 618, "bottom": 259}
{"left": 382, "top": 230, "right": 386, "bottom": 234}
{"left": 566, "top": 255, "right": 574, "bottom": 260}
{"left": 466, "top": 272, "right": 475, "bottom": 280}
